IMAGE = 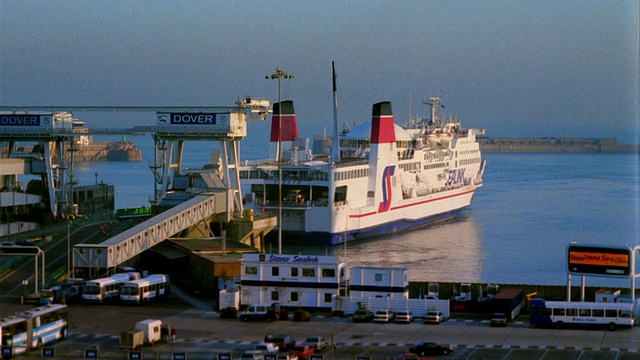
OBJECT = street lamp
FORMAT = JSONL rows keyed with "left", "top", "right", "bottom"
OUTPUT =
{"left": 67, "top": 217, "right": 71, "bottom": 278}
{"left": 266, "top": 67, "right": 294, "bottom": 255}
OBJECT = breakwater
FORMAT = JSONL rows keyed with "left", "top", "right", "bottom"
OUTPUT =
{"left": 478, "top": 137, "right": 639, "bottom": 153}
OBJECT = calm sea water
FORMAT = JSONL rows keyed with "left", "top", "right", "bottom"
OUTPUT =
{"left": 73, "top": 134, "right": 640, "bottom": 287}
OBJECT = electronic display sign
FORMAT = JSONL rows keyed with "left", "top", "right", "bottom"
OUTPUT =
{"left": 567, "top": 245, "right": 631, "bottom": 277}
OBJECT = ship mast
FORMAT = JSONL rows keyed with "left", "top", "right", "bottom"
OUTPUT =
{"left": 425, "top": 95, "right": 443, "bottom": 127}
{"left": 331, "top": 61, "right": 341, "bottom": 163}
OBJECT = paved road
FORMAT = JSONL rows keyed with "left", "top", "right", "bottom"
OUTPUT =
{"left": 2, "top": 296, "right": 639, "bottom": 360}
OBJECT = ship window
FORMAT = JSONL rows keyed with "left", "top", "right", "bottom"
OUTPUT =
{"left": 271, "top": 291, "right": 279, "bottom": 301}
{"left": 334, "top": 186, "right": 347, "bottom": 204}
{"left": 375, "top": 273, "right": 382, "bottom": 281}
{"left": 245, "top": 266, "right": 258, "bottom": 275}
{"left": 290, "top": 292, "right": 299, "bottom": 302}
{"left": 324, "top": 293, "right": 332, "bottom": 302}
{"left": 271, "top": 267, "right": 279, "bottom": 276}
{"left": 290, "top": 268, "right": 298, "bottom": 277}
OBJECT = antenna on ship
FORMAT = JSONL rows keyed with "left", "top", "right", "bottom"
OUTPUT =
{"left": 424, "top": 94, "right": 444, "bottom": 127}
{"left": 331, "top": 61, "right": 341, "bottom": 162}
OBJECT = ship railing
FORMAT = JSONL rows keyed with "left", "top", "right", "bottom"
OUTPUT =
{"left": 253, "top": 198, "right": 327, "bottom": 208}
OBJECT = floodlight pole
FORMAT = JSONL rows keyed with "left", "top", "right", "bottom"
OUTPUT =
{"left": 266, "top": 67, "right": 293, "bottom": 255}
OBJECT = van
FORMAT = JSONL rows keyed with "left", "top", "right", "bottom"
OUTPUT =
{"left": 240, "top": 302, "right": 281, "bottom": 322}
{"left": 134, "top": 319, "right": 162, "bottom": 345}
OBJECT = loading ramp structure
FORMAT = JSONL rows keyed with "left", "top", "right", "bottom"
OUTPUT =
{"left": 73, "top": 191, "right": 230, "bottom": 278}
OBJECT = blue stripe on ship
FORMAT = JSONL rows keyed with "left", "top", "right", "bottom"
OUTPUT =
{"left": 269, "top": 208, "right": 464, "bottom": 246}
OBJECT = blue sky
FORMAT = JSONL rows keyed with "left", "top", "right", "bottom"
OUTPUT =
{"left": 1, "top": 1, "right": 638, "bottom": 144}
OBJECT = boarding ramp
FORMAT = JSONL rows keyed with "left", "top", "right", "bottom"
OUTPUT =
{"left": 73, "top": 191, "right": 230, "bottom": 273}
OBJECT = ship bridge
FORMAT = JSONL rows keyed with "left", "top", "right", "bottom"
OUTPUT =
{"left": 1, "top": 98, "right": 276, "bottom": 277}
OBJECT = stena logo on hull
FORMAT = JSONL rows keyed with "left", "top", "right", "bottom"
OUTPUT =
{"left": 378, "top": 165, "right": 395, "bottom": 213}
{"left": 156, "top": 113, "right": 229, "bottom": 125}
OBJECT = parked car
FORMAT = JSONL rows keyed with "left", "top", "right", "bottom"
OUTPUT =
{"left": 255, "top": 342, "right": 279, "bottom": 354}
{"left": 302, "top": 336, "right": 327, "bottom": 351}
{"left": 240, "top": 302, "right": 281, "bottom": 322}
{"left": 373, "top": 310, "right": 395, "bottom": 323}
{"left": 395, "top": 354, "right": 432, "bottom": 360}
{"left": 409, "top": 342, "right": 454, "bottom": 356}
{"left": 424, "top": 310, "right": 445, "bottom": 324}
{"left": 293, "top": 309, "right": 311, "bottom": 322}
{"left": 268, "top": 335, "right": 295, "bottom": 352}
{"left": 277, "top": 354, "right": 298, "bottom": 360}
{"left": 394, "top": 310, "right": 414, "bottom": 323}
{"left": 292, "top": 344, "right": 314, "bottom": 360}
{"left": 352, "top": 309, "right": 375, "bottom": 323}
{"left": 219, "top": 306, "right": 238, "bottom": 319}
{"left": 239, "top": 350, "right": 265, "bottom": 360}
{"left": 490, "top": 312, "right": 508, "bottom": 327}
{"left": 15, "top": 239, "right": 34, "bottom": 246}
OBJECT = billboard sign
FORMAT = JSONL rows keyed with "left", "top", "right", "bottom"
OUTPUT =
{"left": 567, "top": 244, "right": 631, "bottom": 277}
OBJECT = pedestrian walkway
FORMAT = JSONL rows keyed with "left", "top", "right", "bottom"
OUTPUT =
{"left": 171, "top": 286, "right": 214, "bottom": 311}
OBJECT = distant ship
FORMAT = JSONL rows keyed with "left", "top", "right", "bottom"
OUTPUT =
{"left": 239, "top": 77, "right": 486, "bottom": 245}
{"left": 66, "top": 135, "right": 142, "bottom": 162}
{"left": 66, "top": 120, "right": 141, "bottom": 162}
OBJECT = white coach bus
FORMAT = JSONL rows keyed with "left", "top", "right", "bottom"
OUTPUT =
{"left": 120, "top": 274, "right": 171, "bottom": 304}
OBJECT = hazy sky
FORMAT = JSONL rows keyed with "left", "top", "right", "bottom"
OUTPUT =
{"left": 1, "top": 1, "right": 638, "bottom": 144}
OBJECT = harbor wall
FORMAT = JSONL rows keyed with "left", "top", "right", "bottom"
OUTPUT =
{"left": 478, "top": 137, "right": 639, "bottom": 153}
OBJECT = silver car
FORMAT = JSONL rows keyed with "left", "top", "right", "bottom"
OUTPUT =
{"left": 424, "top": 310, "right": 445, "bottom": 324}
{"left": 394, "top": 310, "right": 414, "bottom": 323}
{"left": 373, "top": 310, "right": 395, "bottom": 323}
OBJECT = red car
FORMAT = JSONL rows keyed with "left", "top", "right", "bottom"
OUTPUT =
{"left": 292, "top": 344, "right": 314, "bottom": 360}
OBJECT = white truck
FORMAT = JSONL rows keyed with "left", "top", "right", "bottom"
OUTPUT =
{"left": 135, "top": 319, "right": 163, "bottom": 345}
{"left": 119, "top": 319, "right": 163, "bottom": 349}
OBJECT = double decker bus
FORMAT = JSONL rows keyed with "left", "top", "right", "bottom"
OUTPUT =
{"left": 120, "top": 274, "right": 171, "bottom": 304}
{"left": 0, "top": 304, "right": 68, "bottom": 356}
{"left": 82, "top": 273, "right": 138, "bottom": 303}
{"left": 530, "top": 298, "right": 634, "bottom": 331}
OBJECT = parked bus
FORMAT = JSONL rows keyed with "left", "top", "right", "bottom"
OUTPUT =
{"left": 82, "top": 273, "right": 139, "bottom": 303}
{"left": 530, "top": 298, "right": 634, "bottom": 331}
{"left": 120, "top": 274, "right": 171, "bottom": 304}
{"left": 0, "top": 304, "right": 68, "bottom": 356}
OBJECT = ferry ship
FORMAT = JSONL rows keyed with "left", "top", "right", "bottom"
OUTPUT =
{"left": 239, "top": 93, "right": 486, "bottom": 246}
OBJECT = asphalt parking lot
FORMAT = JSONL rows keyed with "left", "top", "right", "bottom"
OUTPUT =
{"left": 2, "top": 295, "right": 639, "bottom": 360}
